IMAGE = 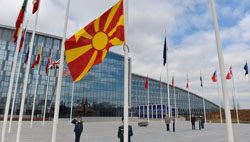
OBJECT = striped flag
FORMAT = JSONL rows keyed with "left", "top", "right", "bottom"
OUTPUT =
{"left": 46, "top": 52, "right": 52, "bottom": 73}
{"left": 19, "top": 27, "right": 27, "bottom": 52}
{"left": 212, "top": 71, "right": 217, "bottom": 82}
{"left": 31, "top": 46, "right": 42, "bottom": 68}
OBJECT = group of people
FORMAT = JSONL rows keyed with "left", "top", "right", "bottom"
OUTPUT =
{"left": 191, "top": 114, "right": 205, "bottom": 130}
{"left": 71, "top": 114, "right": 205, "bottom": 142}
{"left": 71, "top": 116, "right": 133, "bottom": 142}
{"left": 165, "top": 115, "right": 176, "bottom": 132}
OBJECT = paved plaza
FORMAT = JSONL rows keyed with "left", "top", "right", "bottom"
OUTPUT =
{"left": 1, "top": 119, "right": 249, "bottom": 142}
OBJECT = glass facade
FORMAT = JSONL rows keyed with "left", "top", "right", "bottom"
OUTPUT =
{"left": 0, "top": 25, "right": 219, "bottom": 118}
{"left": 131, "top": 74, "right": 219, "bottom": 117}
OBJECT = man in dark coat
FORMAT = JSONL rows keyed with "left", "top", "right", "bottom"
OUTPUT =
{"left": 118, "top": 117, "right": 133, "bottom": 142}
{"left": 199, "top": 116, "right": 202, "bottom": 130}
{"left": 201, "top": 116, "right": 205, "bottom": 129}
{"left": 191, "top": 114, "right": 196, "bottom": 130}
{"left": 71, "top": 116, "right": 83, "bottom": 142}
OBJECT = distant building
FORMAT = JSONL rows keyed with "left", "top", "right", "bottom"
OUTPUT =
{"left": 0, "top": 24, "right": 219, "bottom": 118}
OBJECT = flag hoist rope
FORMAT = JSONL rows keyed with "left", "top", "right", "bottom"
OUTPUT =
{"left": 210, "top": 0, "right": 234, "bottom": 141}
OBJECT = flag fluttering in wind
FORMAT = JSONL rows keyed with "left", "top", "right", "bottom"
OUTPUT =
{"left": 229, "top": 66, "right": 233, "bottom": 75}
{"left": 19, "top": 27, "right": 27, "bottom": 52}
{"left": 226, "top": 72, "right": 232, "bottom": 80}
{"left": 186, "top": 73, "right": 189, "bottom": 89}
{"left": 46, "top": 52, "right": 52, "bottom": 73}
{"left": 200, "top": 75, "right": 203, "bottom": 87}
{"left": 145, "top": 75, "right": 149, "bottom": 89}
{"left": 13, "top": 0, "right": 28, "bottom": 44}
{"left": 163, "top": 36, "right": 167, "bottom": 66}
{"left": 244, "top": 62, "right": 248, "bottom": 76}
{"left": 25, "top": 46, "right": 29, "bottom": 63}
{"left": 49, "top": 59, "right": 60, "bottom": 70}
{"left": 65, "top": 0, "right": 124, "bottom": 82}
{"left": 159, "top": 76, "right": 162, "bottom": 89}
{"left": 31, "top": 46, "right": 42, "bottom": 68}
{"left": 212, "top": 71, "right": 217, "bottom": 82}
{"left": 32, "top": 0, "right": 40, "bottom": 14}
{"left": 172, "top": 74, "right": 174, "bottom": 89}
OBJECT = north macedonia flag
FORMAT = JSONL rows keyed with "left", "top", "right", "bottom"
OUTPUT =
{"left": 65, "top": 0, "right": 124, "bottom": 82}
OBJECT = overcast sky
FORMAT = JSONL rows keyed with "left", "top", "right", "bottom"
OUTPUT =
{"left": 0, "top": 0, "right": 250, "bottom": 108}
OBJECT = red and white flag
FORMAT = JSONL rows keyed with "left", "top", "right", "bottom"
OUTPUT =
{"left": 186, "top": 73, "right": 189, "bottom": 89}
{"left": 32, "top": 0, "right": 40, "bottom": 14}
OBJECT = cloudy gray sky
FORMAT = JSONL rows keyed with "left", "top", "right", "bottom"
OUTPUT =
{"left": 0, "top": 0, "right": 250, "bottom": 108}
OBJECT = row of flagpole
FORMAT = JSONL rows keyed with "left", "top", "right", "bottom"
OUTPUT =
{"left": 1, "top": 0, "right": 29, "bottom": 141}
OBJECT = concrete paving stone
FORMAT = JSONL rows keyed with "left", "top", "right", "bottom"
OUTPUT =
{"left": 0, "top": 119, "right": 249, "bottom": 142}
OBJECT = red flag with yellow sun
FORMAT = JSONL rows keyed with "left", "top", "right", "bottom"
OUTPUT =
{"left": 65, "top": 0, "right": 124, "bottom": 82}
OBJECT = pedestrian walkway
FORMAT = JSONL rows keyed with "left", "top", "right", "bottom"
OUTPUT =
{"left": 0, "top": 120, "right": 249, "bottom": 142}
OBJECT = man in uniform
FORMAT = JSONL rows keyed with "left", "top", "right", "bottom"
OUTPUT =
{"left": 71, "top": 115, "right": 83, "bottom": 142}
{"left": 118, "top": 117, "right": 133, "bottom": 142}
{"left": 191, "top": 114, "right": 196, "bottom": 130}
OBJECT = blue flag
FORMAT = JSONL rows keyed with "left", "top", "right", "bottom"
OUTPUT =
{"left": 163, "top": 36, "right": 167, "bottom": 66}
{"left": 244, "top": 62, "right": 248, "bottom": 76}
{"left": 200, "top": 76, "right": 203, "bottom": 87}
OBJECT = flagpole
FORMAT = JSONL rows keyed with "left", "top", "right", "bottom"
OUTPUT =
{"left": 160, "top": 76, "right": 163, "bottom": 122}
{"left": 30, "top": 47, "right": 43, "bottom": 128}
{"left": 122, "top": 0, "right": 129, "bottom": 141}
{"left": 1, "top": 2, "right": 28, "bottom": 141}
{"left": 187, "top": 72, "right": 191, "bottom": 122}
{"left": 51, "top": 0, "right": 70, "bottom": 142}
{"left": 216, "top": 81, "right": 223, "bottom": 124}
{"left": 201, "top": 71, "right": 207, "bottom": 124}
{"left": 8, "top": 21, "right": 29, "bottom": 133}
{"left": 173, "top": 73, "right": 177, "bottom": 123}
{"left": 248, "top": 74, "right": 250, "bottom": 84}
{"left": 147, "top": 76, "right": 150, "bottom": 122}
{"left": 16, "top": 0, "right": 42, "bottom": 140}
{"left": 231, "top": 73, "right": 239, "bottom": 124}
{"left": 42, "top": 54, "right": 52, "bottom": 126}
{"left": 211, "top": 1, "right": 234, "bottom": 141}
{"left": 70, "top": 82, "right": 74, "bottom": 123}
{"left": 166, "top": 34, "right": 171, "bottom": 120}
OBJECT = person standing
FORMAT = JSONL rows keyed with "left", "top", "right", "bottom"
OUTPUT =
{"left": 165, "top": 115, "right": 171, "bottom": 131}
{"left": 201, "top": 116, "right": 205, "bottom": 129}
{"left": 71, "top": 115, "right": 83, "bottom": 142}
{"left": 118, "top": 117, "right": 133, "bottom": 142}
{"left": 191, "top": 114, "right": 196, "bottom": 130}
{"left": 199, "top": 116, "right": 202, "bottom": 130}
{"left": 172, "top": 116, "right": 175, "bottom": 132}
